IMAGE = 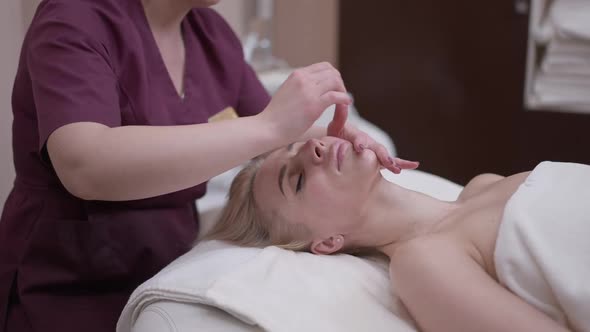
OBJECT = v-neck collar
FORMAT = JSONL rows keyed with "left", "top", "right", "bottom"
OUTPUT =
{"left": 134, "top": 0, "right": 193, "bottom": 103}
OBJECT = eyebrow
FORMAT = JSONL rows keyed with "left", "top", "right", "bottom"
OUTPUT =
{"left": 277, "top": 143, "right": 295, "bottom": 197}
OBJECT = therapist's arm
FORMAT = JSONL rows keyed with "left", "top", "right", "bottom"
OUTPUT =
{"left": 48, "top": 118, "right": 278, "bottom": 201}
{"left": 47, "top": 64, "right": 352, "bottom": 201}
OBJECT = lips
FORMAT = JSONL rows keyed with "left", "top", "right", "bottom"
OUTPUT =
{"left": 335, "top": 142, "right": 349, "bottom": 171}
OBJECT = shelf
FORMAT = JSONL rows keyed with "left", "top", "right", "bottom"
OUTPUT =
{"left": 524, "top": 0, "right": 590, "bottom": 114}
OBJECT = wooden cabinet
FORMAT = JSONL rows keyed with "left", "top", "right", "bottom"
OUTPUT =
{"left": 339, "top": 0, "right": 590, "bottom": 184}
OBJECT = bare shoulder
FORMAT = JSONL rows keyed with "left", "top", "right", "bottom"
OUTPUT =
{"left": 389, "top": 235, "right": 473, "bottom": 284}
{"left": 458, "top": 173, "right": 505, "bottom": 201}
{"left": 388, "top": 235, "right": 567, "bottom": 332}
{"left": 390, "top": 235, "right": 466, "bottom": 269}
{"left": 388, "top": 236, "right": 478, "bottom": 329}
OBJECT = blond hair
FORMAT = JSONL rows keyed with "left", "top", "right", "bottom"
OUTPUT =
{"left": 204, "top": 155, "right": 312, "bottom": 251}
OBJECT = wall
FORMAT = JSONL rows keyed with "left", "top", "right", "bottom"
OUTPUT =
{"left": 213, "top": 0, "right": 255, "bottom": 38}
{"left": 274, "top": 0, "right": 339, "bottom": 68}
{"left": 0, "top": 0, "right": 25, "bottom": 209}
{"left": 22, "top": 0, "right": 41, "bottom": 31}
{"left": 215, "top": 0, "right": 340, "bottom": 67}
{"left": 216, "top": 0, "right": 340, "bottom": 67}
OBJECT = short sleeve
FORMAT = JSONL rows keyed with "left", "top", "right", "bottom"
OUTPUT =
{"left": 201, "top": 9, "right": 271, "bottom": 117}
{"left": 235, "top": 62, "right": 271, "bottom": 117}
{"left": 27, "top": 3, "right": 121, "bottom": 151}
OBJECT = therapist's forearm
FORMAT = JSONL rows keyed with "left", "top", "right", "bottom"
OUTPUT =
{"left": 48, "top": 114, "right": 287, "bottom": 201}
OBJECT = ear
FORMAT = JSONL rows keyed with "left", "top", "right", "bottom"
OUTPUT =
{"left": 311, "top": 235, "right": 345, "bottom": 255}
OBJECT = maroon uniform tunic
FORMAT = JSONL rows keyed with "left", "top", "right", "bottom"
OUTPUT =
{"left": 0, "top": 0, "right": 270, "bottom": 331}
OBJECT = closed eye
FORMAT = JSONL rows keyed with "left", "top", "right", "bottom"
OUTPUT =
{"left": 296, "top": 172, "right": 304, "bottom": 193}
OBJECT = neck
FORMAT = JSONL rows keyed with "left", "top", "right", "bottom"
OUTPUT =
{"left": 348, "top": 176, "right": 458, "bottom": 257}
{"left": 141, "top": 0, "right": 192, "bottom": 36}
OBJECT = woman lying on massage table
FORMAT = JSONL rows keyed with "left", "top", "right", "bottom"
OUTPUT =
{"left": 206, "top": 136, "right": 586, "bottom": 332}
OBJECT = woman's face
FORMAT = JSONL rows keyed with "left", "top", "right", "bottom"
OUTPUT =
{"left": 253, "top": 137, "right": 382, "bottom": 253}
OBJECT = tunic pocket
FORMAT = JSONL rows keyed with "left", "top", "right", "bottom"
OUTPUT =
{"left": 20, "top": 217, "right": 126, "bottom": 288}
{"left": 85, "top": 205, "right": 198, "bottom": 284}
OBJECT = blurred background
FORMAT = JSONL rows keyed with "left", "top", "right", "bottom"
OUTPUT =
{"left": 1, "top": 0, "right": 589, "bottom": 211}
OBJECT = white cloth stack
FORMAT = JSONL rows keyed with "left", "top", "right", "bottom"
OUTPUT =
{"left": 531, "top": 0, "right": 590, "bottom": 112}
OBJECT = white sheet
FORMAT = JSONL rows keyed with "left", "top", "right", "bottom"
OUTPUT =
{"left": 494, "top": 161, "right": 590, "bottom": 331}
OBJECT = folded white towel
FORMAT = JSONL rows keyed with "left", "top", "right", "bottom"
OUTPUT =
{"left": 495, "top": 161, "right": 590, "bottom": 332}
{"left": 532, "top": 71, "right": 590, "bottom": 112}
{"left": 538, "top": 1, "right": 590, "bottom": 76}
{"left": 547, "top": 39, "right": 590, "bottom": 57}
{"left": 536, "top": 0, "right": 590, "bottom": 42}
{"left": 528, "top": 1, "right": 590, "bottom": 112}
{"left": 550, "top": 0, "right": 590, "bottom": 41}
{"left": 535, "top": 72, "right": 590, "bottom": 91}
{"left": 117, "top": 241, "right": 417, "bottom": 332}
{"left": 542, "top": 56, "right": 590, "bottom": 77}
{"left": 543, "top": 39, "right": 590, "bottom": 75}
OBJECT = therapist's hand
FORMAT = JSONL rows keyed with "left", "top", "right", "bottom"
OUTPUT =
{"left": 327, "top": 106, "right": 419, "bottom": 174}
{"left": 260, "top": 62, "right": 352, "bottom": 144}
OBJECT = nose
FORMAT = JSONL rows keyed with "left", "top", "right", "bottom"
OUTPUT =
{"left": 301, "top": 138, "right": 327, "bottom": 165}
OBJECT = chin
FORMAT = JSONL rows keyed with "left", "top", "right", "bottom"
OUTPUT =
{"left": 358, "top": 149, "right": 380, "bottom": 171}
{"left": 345, "top": 149, "right": 380, "bottom": 186}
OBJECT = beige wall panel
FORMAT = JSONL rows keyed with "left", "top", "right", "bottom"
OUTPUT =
{"left": 274, "top": 0, "right": 339, "bottom": 68}
{"left": 0, "top": 0, "right": 25, "bottom": 209}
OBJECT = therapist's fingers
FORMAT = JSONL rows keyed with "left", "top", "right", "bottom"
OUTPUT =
{"left": 327, "top": 104, "right": 349, "bottom": 137}
{"left": 309, "top": 64, "right": 344, "bottom": 88}
{"left": 392, "top": 158, "right": 420, "bottom": 170}
{"left": 315, "top": 75, "right": 347, "bottom": 95}
{"left": 304, "top": 62, "right": 337, "bottom": 74}
{"left": 309, "top": 67, "right": 342, "bottom": 83}
{"left": 351, "top": 132, "right": 370, "bottom": 153}
{"left": 319, "top": 91, "right": 353, "bottom": 111}
{"left": 371, "top": 144, "right": 402, "bottom": 174}
{"left": 363, "top": 142, "right": 420, "bottom": 174}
